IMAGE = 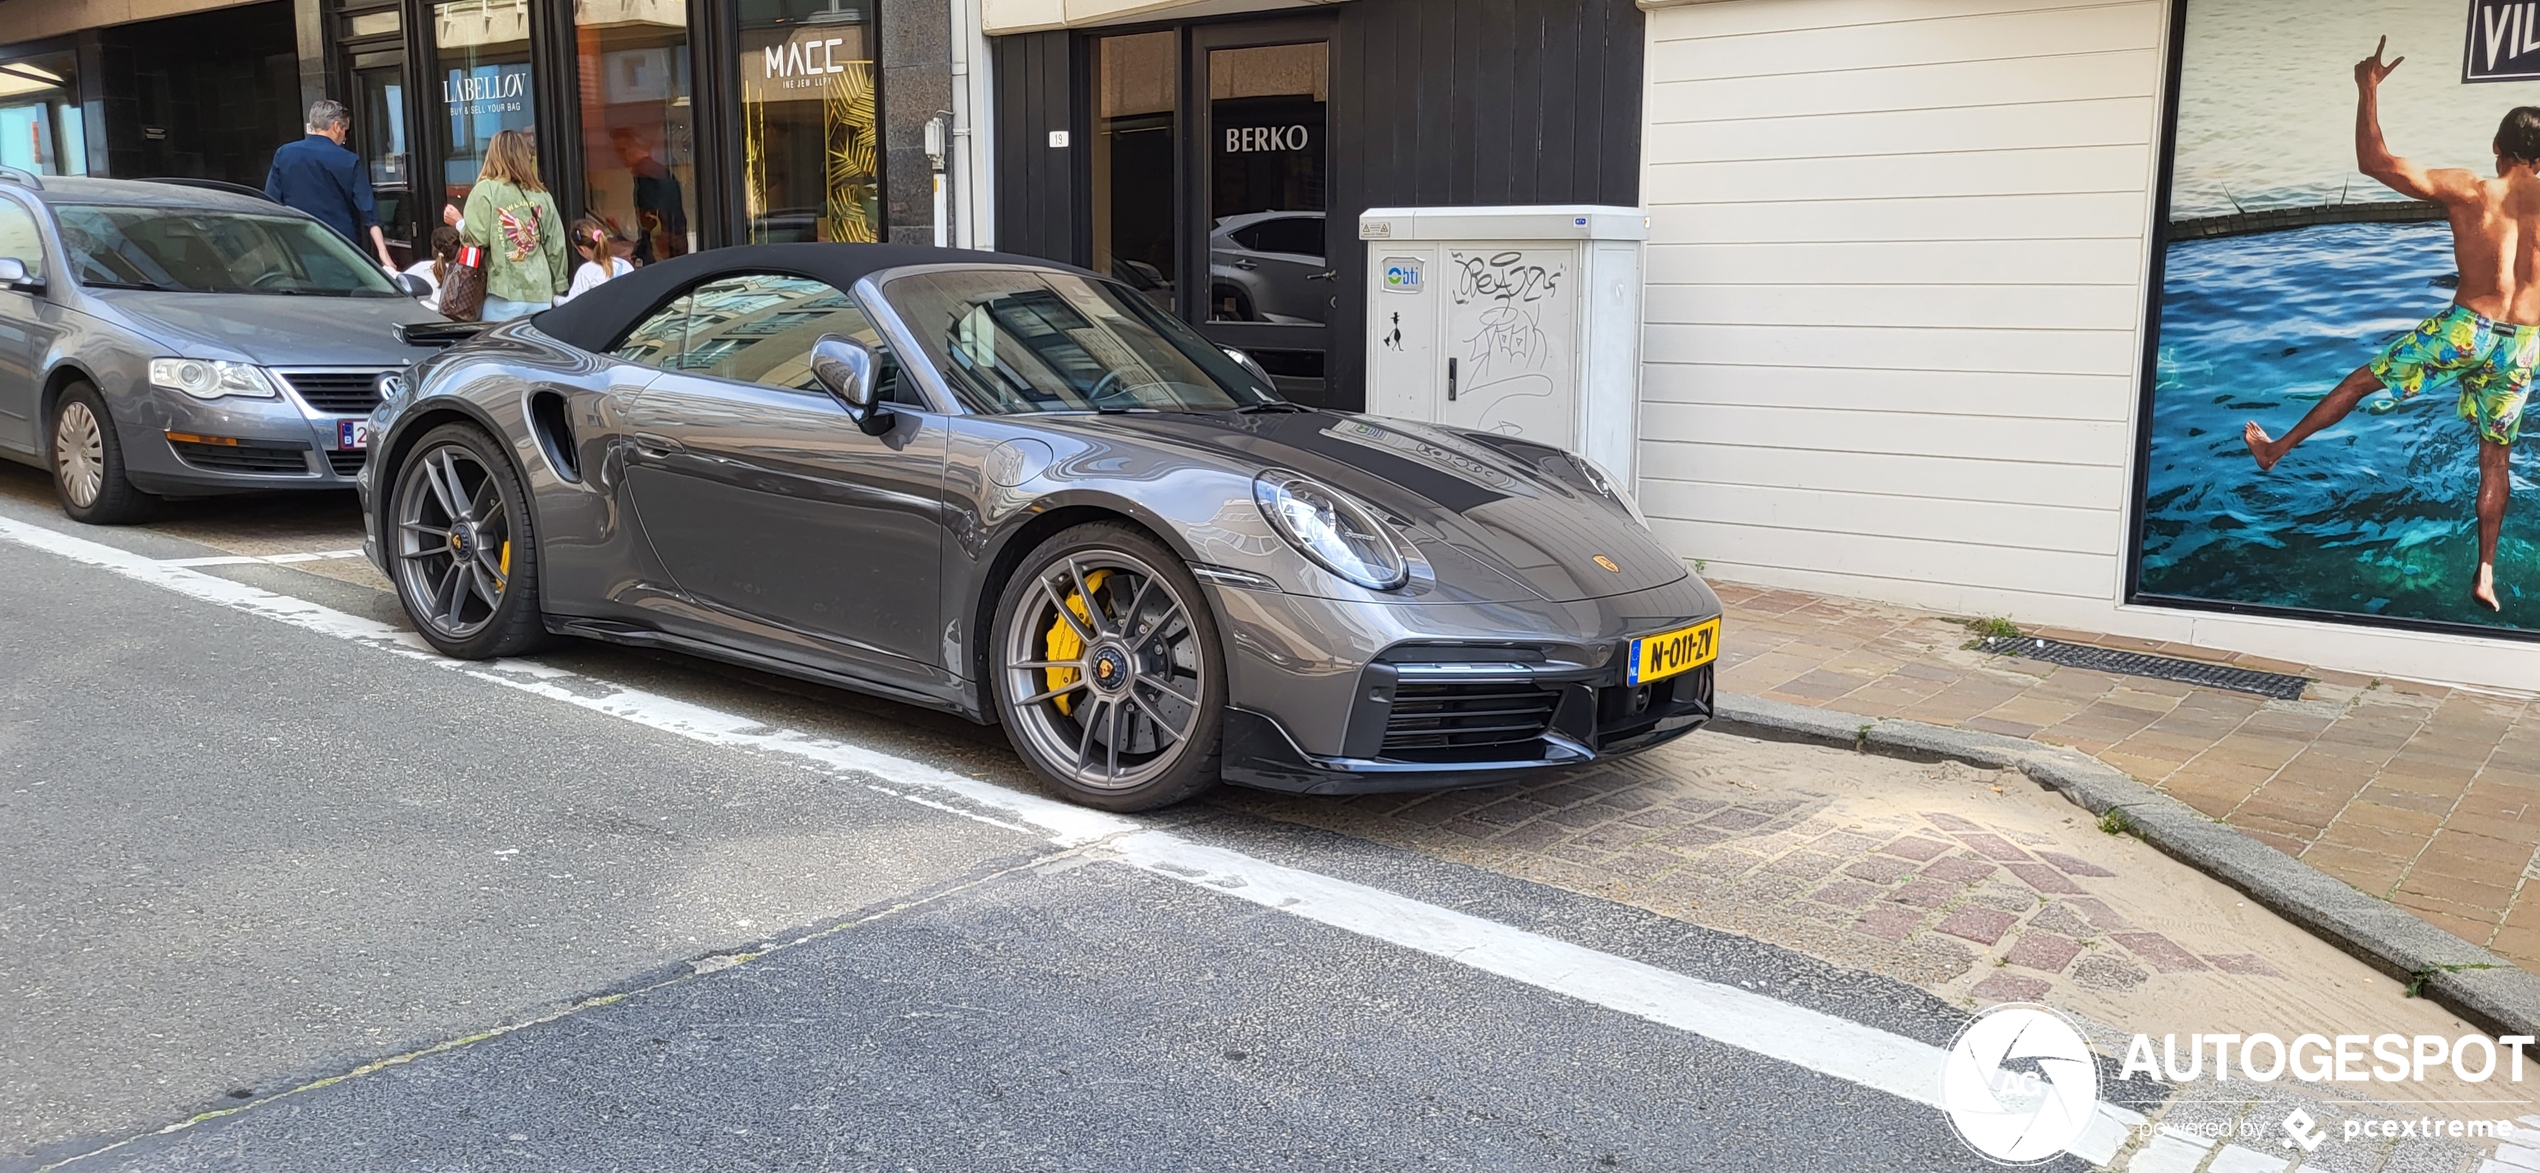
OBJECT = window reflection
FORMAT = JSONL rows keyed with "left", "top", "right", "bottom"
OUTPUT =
{"left": 626, "top": 273, "right": 903, "bottom": 398}
{"left": 738, "top": 0, "right": 880, "bottom": 244}
{"left": 435, "top": 0, "right": 537, "bottom": 206}
{"left": 1207, "top": 42, "right": 1327, "bottom": 326}
{"left": 0, "top": 55, "right": 86, "bottom": 177}
{"left": 1093, "top": 32, "right": 1176, "bottom": 312}
{"left": 576, "top": 0, "right": 692, "bottom": 262}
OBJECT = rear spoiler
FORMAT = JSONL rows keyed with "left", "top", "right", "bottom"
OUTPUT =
{"left": 397, "top": 319, "right": 495, "bottom": 347}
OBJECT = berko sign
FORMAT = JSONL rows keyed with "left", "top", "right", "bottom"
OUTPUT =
{"left": 2464, "top": 0, "right": 2540, "bottom": 82}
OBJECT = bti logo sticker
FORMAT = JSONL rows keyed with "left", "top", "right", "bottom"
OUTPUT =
{"left": 1382, "top": 258, "right": 1423, "bottom": 293}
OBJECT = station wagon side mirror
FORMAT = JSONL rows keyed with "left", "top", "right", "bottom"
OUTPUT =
{"left": 809, "top": 335, "right": 891, "bottom": 435}
{"left": 0, "top": 257, "right": 35, "bottom": 290}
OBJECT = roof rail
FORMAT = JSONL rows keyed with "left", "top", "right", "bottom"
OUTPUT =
{"left": 0, "top": 165, "right": 41, "bottom": 191}
{"left": 134, "top": 177, "right": 273, "bottom": 202}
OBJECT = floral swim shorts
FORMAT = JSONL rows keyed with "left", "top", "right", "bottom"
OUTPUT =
{"left": 2368, "top": 303, "right": 2535, "bottom": 445}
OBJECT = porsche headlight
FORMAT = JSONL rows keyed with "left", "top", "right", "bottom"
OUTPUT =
{"left": 149, "top": 358, "right": 278, "bottom": 401}
{"left": 1567, "top": 452, "right": 1648, "bottom": 527}
{"left": 1254, "top": 471, "right": 1409, "bottom": 591}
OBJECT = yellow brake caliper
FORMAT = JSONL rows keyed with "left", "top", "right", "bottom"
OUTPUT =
{"left": 1043, "top": 569, "right": 1111, "bottom": 716}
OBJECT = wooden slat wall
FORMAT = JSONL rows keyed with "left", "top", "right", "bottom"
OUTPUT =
{"left": 1637, "top": 0, "right": 2166, "bottom": 620}
{"left": 1328, "top": 0, "right": 1649, "bottom": 404}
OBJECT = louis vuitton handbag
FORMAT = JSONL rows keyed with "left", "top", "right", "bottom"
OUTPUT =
{"left": 438, "top": 244, "right": 488, "bottom": 322}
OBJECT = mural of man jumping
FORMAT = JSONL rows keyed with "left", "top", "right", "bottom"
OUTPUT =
{"left": 2243, "top": 38, "right": 2532, "bottom": 612}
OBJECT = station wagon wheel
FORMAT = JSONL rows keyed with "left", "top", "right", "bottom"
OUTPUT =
{"left": 389, "top": 422, "right": 548, "bottom": 659}
{"left": 48, "top": 381, "right": 150, "bottom": 525}
{"left": 993, "top": 523, "right": 1223, "bottom": 811}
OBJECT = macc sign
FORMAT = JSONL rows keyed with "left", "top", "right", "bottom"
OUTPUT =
{"left": 2465, "top": 0, "right": 2540, "bottom": 82}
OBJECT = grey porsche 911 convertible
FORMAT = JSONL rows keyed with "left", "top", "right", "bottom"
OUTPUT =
{"left": 359, "top": 243, "right": 1721, "bottom": 811}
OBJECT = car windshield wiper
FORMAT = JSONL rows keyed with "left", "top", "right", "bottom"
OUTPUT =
{"left": 78, "top": 279, "right": 178, "bottom": 292}
{"left": 1237, "top": 401, "right": 1311, "bottom": 414}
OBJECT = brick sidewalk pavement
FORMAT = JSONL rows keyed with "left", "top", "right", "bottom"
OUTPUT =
{"left": 1706, "top": 580, "right": 2540, "bottom": 969}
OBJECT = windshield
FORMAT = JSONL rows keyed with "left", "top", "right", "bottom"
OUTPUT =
{"left": 882, "top": 268, "right": 1281, "bottom": 414}
{"left": 52, "top": 204, "right": 399, "bottom": 296}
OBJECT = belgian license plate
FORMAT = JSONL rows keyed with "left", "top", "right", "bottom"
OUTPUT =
{"left": 338, "top": 419, "right": 369, "bottom": 450}
{"left": 1630, "top": 618, "right": 1720, "bottom": 685}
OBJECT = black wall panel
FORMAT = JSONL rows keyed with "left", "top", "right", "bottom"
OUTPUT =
{"left": 988, "top": 0, "right": 1643, "bottom": 410}
{"left": 992, "top": 30, "right": 1080, "bottom": 264}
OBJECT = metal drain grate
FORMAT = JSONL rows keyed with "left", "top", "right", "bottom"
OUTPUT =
{"left": 1972, "top": 636, "right": 2309, "bottom": 701}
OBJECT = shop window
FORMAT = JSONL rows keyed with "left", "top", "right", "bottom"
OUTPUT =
{"left": 1206, "top": 42, "right": 1325, "bottom": 325}
{"left": 576, "top": 0, "right": 692, "bottom": 262}
{"left": 0, "top": 55, "right": 86, "bottom": 177}
{"left": 737, "top": 0, "right": 880, "bottom": 244}
{"left": 1092, "top": 31, "right": 1175, "bottom": 312}
{"left": 434, "top": 0, "right": 537, "bottom": 209}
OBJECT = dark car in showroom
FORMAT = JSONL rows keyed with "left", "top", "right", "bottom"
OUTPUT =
{"left": 0, "top": 169, "right": 441, "bottom": 523}
{"left": 359, "top": 243, "right": 1721, "bottom": 811}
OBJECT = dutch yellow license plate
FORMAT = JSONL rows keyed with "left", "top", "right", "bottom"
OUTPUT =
{"left": 1630, "top": 618, "right": 1720, "bottom": 685}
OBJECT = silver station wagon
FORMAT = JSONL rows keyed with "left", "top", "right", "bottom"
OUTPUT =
{"left": 0, "top": 170, "right": 443, "bottom": 523}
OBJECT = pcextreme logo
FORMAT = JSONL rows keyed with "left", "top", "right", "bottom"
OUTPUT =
{"left": 1942, "top": 1003, "right": 2102, "bottom": 1164}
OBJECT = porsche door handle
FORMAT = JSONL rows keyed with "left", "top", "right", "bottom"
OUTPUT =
{"left": 631, "top": 432, "right": 683, "bottom": 459}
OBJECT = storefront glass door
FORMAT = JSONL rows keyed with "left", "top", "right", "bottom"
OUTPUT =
{"left": 350, "top": 57, "right": 414, "bottom": 262}
{"left": 1194, "top": 32, "right": 1329, "bottom": 400}
{"left": 736, "top": 0, "right": 880, "bottom": 244}
{"left": 576, "top": 0, "right": 693, "bottom": 261}
{"left": 1083, "top": 22, "right": 1331, "bottom": 401}
{"left": 1092, "top": 31, "right": 1176, "bottom": 311}
{"left": 433, "top": 0, "right": 536, "bottom": 210}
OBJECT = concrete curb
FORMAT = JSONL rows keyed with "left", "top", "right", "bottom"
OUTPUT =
{"left": 1711, "top": 692, "right": 2540, "bottom": 1039}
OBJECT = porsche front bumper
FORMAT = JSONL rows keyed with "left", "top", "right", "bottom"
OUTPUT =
{"left": 1205, "top": 572, "right": 1722, "bottom": 796}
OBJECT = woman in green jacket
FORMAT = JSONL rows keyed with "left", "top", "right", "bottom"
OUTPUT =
{"left": 454, "top": 129, "right": 568, "bottom": 321}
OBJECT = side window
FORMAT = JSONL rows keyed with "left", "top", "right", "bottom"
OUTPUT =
{"left": 610, "top": 294, "right": 693, "bottom": 369}
{"left": 0, "top": 199, "right": 45, "bottom": 281}
{"left": 673, "top": 273, "right": 907, "bottom": 403}
{"left": 1251, "top": 216, "right": 1322, "bottom": 259}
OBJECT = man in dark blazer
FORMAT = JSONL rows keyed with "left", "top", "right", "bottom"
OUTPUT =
{"left": 264, "top": 99, "right": 395, "bottom": 269}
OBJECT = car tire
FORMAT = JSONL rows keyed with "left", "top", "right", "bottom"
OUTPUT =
{"left": 49, "top": 381, "right": 151, "bottom": 525}
{"left": 992, "top": 522, "right": 1224, "bottom": 812}
{"left": 387, "top": 422, "right": 550, "bottom": 659}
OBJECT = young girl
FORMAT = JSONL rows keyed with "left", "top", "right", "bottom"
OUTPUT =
{"left": 399, "top": 226, "right": 460, "bottom": 312}
{"left": 555, "top": 216, "right": 633, "bottom": 304}
{"left": 454, "top": 129, "right": 567, "bottom": 322}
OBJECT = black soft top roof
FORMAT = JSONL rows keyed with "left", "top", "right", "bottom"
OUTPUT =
{"left": 530, "top": 242, "right": 1081, "bottom": 352}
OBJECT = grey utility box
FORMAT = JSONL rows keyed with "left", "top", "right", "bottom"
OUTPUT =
{"left": 1358, "top": 205, "right": 1649, "bottom": 480}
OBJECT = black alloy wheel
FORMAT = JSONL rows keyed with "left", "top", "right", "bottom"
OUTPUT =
{"left": 389, "top": 422, "right": 548, "bottom": 658}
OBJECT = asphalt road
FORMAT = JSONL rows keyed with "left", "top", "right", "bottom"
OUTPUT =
{"left": 0, "top": 468, "right": 2064, "bottom": 1172}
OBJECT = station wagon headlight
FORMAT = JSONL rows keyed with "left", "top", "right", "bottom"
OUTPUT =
{"left": 1254, "top": 471, "right": 1409, "bottom": 591}
{"left": 149, "top": 358, "right": 278, "bottom": 400}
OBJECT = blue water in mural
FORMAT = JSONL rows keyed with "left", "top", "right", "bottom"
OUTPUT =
{"left": 2142, "top": 220, "right": 2538, "bottom": 629}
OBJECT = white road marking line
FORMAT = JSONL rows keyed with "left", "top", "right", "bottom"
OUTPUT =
{"left": 0, "top": 513, "right": 2150, "bottom": 1150}
{"left": 161, "top": 548, "right": 367, "bottom": 568}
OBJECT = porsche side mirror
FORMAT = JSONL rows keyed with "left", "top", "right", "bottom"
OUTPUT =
{"left": 809, "top": 335, "right": 890, "bottom": 435}
{"left": 1220, "top": 345, "right": 1275, "bottom": 391}
{"left": 390, "top": 271, "right": 433, "bottom": 298}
